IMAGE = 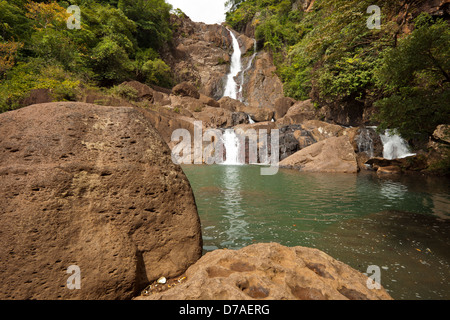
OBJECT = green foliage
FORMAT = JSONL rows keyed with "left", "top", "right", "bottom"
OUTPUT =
{"left": 141, "top": 58, "right": 173, "bottom": 87}
{"left": 0, "top": 0, "right": 31, "bottom": 41}
{"left": 0, "top": 59, "right": 80, "bottom": 112}
{"left": 118, "top": 0, "right": 172, "bottom": 49}
{"left": 227, "top": 0, "right": 450, "bottom": 143}
{"left": 374, "top": 14, "right": 450, "bottom": 140}
{"left": 0, "top": 0, "right": 176, "bottom": 113}
{"left": 91, "top": 37, "right": 133, "bottom": 84}
{"left": 109, "top": 83, "right": 139, "bottom": 101}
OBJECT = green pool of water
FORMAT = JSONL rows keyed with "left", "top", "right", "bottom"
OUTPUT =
{"left": 181, "top": 164, "right": 450, "bottom": 300}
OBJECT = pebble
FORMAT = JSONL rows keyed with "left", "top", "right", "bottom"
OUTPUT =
{"left": 157, "top": 276, "right": 167, "bottom": 284}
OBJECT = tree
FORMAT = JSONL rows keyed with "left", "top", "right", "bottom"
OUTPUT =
{"left": 118, "top": 0, "right": 172, "bottom": 49}
{"left": 0, "top": 0, "right": 31, "bottom": 41}
{"left": 25, "top": 1, "right": 68, "bottom": 31}
{"left": 374, "top": 13, "right": 450, "bottom": 140}
{"left": 0, "top": 41, "right": 23, "bottom": 77}
{"left": 91, "top": 37, "right": 133, "bottom": 85}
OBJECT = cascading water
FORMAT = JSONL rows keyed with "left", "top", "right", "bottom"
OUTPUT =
{"left": 380, "top": 130, "right": 416, "bottom": 160}
{"left": 223, "top": 29, "right": 242, "bottom": 100}
{"left": 222, "top": 129, "right": 242, "bottom": 165}
{"left": 357, "top": 127, "right": 375, "bottom": 158}
{"left": 222, "top": 29, "right": 258, "bottom": 165}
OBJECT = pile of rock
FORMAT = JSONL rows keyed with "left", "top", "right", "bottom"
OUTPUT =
{"left": 135, "top": 242, "right": 392, "bottom": 300}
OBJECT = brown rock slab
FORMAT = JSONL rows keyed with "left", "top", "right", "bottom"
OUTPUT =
{"left": 135, "top": 243, "right": 392, "bottom": 300}
{"left": 172, "top": 82, "right": 200, "bottom": 99}
{"left": 277, "top": 100, "right": 318, "bottom": 125}
{"left": 121, "top": 81, "right": 154, "bottom": 99}
{"left": 279, "top": 136, "right": 358, "bottom": 173}
{"left": 0, "top": 102, "right": 202, "bottom": 300}
{"left": 218, "top": 96, "right": 246, "bottom": 112}
{"left": 20, "top": 88, "right": 53, "bottom": 107}
{"left": 242, "top": 52, "right": 285, "bottom": 109}
{"left": 274, "top": 97, "right": 296, "bottom": 120}
{"left": 377, "top": 165, "right": 402, "bottom": 175}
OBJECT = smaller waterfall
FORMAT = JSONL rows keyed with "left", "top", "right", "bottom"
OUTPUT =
{"left": 222, "top": 129, "right": 242, "bottom": 165}
{"left": 357, "top": 128, "right": 375, "bottom": 158}
{"left": 380, "top": 130, "right": 416, "bottom": 160}
{"left": 238, "top": 40, "right": 257, "bottom": 102}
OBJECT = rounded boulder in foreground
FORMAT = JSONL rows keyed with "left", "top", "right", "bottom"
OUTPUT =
{"left": 0, "top": 102, "right": 202, "bottom": 300}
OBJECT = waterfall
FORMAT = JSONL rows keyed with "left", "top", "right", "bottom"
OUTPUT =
{"left": 357, "top": 128, "right": 375, "bottom": 158}
{"left": 380, "top": 130, "right": 416, "bottom": 160}
{"left": 222, "top": 29, "right": 259, "bottom": 166}
{"left": 223, "top": 28, "right": 258, "bottom": 105}
{"left": 223, "top": 29, "right": 242, "bottom": 100}
{"left": 222, "top": 129, "right": 242, "bottom": 165}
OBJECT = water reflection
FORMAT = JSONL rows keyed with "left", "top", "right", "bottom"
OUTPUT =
{"left": 379, "top": 180, "right": 408, "bottom": 202}
{"left": 181, "top": 165, "right": 450, "bottom": 299}
{"left": 220, "top": 165, "right": 250, "bottom": 248}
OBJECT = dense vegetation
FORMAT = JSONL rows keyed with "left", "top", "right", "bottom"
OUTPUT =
{"left": 1, "top": 0, "right": 448, "bottom": 145}
{"left": 0, "top": 0, "right": 173, "bottom": 112}
{"left": 226, "top": 0, "right": 449, "bottom": 141}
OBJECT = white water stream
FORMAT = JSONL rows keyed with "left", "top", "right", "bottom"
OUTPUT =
{"left": 223, "top": 29, "right": 242, "bottom": 100}
{"left": 380, "top": 130, "right": 416, "bottom": 160}
{"left": 222, "top": 29, "right": 258, "bottom": 165}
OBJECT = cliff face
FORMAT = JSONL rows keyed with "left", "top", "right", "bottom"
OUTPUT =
{"left": 161, "top": 15, "right": 232, "bottom": 100}
{"left": 161, "top": 15, "right": 284, "bottom": 109}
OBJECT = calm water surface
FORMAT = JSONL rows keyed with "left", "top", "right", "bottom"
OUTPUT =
{"left": 181, "top": 165, "right": 450, "bottom": 300}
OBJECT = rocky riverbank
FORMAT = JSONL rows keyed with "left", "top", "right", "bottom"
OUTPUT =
{"left": 135, "top": 242, "right": 392, "bottom": 300}
{"left": 1, "top": 13, "right": 446, "bottom": 301}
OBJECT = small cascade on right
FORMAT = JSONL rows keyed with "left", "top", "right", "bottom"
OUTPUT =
{"left": 380, "top": 129, "right": 416, "bottom": 160}
{"left": 238, "top": 39, "right": 258, "bottom": 103}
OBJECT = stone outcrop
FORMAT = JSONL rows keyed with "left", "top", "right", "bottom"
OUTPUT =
{"left": 161, "top": 15, "right": 232, "bottom": 100}
{"left": 0, "top": 102, "right": 203, "bottom": 300}
{"left": 241, "top": 51, "right": 285, "bottom": 109}
{"left": 427, "top": 124, "right": 450, "bottom": 173}
{"left": 20, "top": 88, "right": 53, "bottom": 107}
{"left": 274, "top": 97, "right": 296, "bottom": 120}
{"left": 344, "top": 127, "right": 384, "bottom": 171}
{"left": 365, "top": 155, "right": 428, "bottom": 173}
{"left": 218, "top": 96, "right": 246, "bottom": 112}
{"left": 377, "top": 165, "right": 402, "bottom": 175}
{"left": 279, "top": 136, "right": 358, "bottom": 173}
{"left": 277, "top": 100, "right": 318, "bottom": 125}
{"left": 299, "top": 120, "right": 345, "bottom": 142}
{"left": 278, "top": 125, "right": 317, "bottom": 161}
{"left": 172, "top": 81, "right": 201, "bottom": 99}
{"left": 136, "top": 243, "right": 392, "bottom": 300}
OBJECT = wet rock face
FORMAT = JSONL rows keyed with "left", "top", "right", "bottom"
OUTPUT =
{"left": 0, "top": 102, "right": 202, "bottom": 300}
{"left": 136, "top": 243, "right": 393, "bottom": 300}
{"left": 278, "top": 125, "right": 317, "bottom": 161}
